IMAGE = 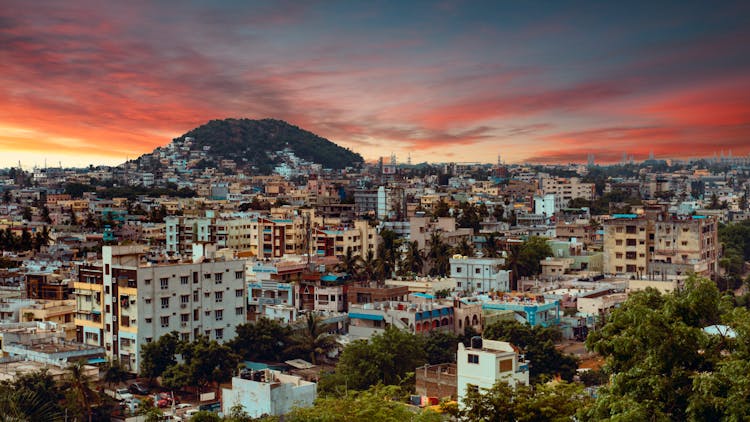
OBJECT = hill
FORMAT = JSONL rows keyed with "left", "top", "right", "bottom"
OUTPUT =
{"left": 137, "top": 118, "right": 363, "bottom": 174}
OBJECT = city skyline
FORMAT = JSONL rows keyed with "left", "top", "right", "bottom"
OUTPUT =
{"left": 2, "top": 1, "right": 750, "bottom": 168}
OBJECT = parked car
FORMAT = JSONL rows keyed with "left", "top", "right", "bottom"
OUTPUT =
{"left": 175, "top": 403, "right": 192, "bottom": 409}
{"left": 128, "top": 382, "right": 149, "bottom": 395}
{"left": 105, "top": 388, "right": 134, "bottom": 402}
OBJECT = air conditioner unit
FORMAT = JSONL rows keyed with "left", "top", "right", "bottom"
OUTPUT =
{"left": 181, "top": 322, "right": 187, "bottom": 328}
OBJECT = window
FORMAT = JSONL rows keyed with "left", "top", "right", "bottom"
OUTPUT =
{"left": 215, "top": 291, "right": 223, "bottom": 303}
{"left": 235, "top": 307, "right": 244, "bottom": 315}
{"left": 85, "top": 332, "right": 99, "bottom": 342}
{"left": 145, "top": 318, "right": 152, "bottom": 323}
{"left": 181, "top": 313, "right": 189, "bottom": 322}
{"left": 215, "top": 273, "right": 223, "bottom": 283}
{"left": 181, "top": 295, "right": 189, "bottom": 304}
{"left": 160, "top": 278, "right": 169, "bottom": 290}
{"left": 160, "top": 316, "right": 169, "bottom": 327}
{"left": 204, "top": 273, "right": 211, "bottom": 280}
{"left": 475, "top": 268, "right": 481, "bottom": 274}
{"left": 146, "top": 337, "right": 152, "bottom": 343}
{"left": 235, "top": 289, "right": 244, "bottom": 298}
{"left": 181, "top": 333, "right": 190, "bottom": 342}
{"left": 626, "top": 239, "right": 637, "bottom": 246}
{"left": 467, "top": 354, "right": 479, "bottom": 364}
{"left": 194, "top": 310, "right": 200, "bottom": 321}
{"left": 215, "top": 309, "right": 223, "bottom": 321}
{"left": 499, "top": 359, "right": 513, "bottom": 372}
{"left": 456, "top": 267, "right": 462, "bottom": 273}
{"left": 235, "top": 271, "right": 244, "bottom": 279}
{"left": 615, "top": 239, "right": 623, "bottom": 246}
{"left": 121, "top": 316, "right": 130, "bottom": 327}
{"left": 194, "top": 291, "right": 199, "bottom": 301}
{"left": 180, "top": 276, "right": 189, "bottom": 285}
{"left": 161, "top": 297, "right": 170, "bottom": 309}
{"left": 626, "top": 252, "right": 637, "bottom": 260}
{"left": 215, "top": 328, "right": 224, "bottom": 340}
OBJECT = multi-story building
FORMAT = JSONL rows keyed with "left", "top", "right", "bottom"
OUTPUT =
{"left": 449, "top": 255, "right": 510, "bottom": 293}
{"left": 541, "top": 177, "right": 595, "bottom": 206}
{"left": 313, "top": 220, "right": 378, "bottom": 258}
{"left": 603, "top": 206, "right": 719, "bottom": 279}
{"left": 457, "top": 337, "right": 529, "bottom": 404}
{"left": 74, "top": 244, "right": 246, "bottom": 373}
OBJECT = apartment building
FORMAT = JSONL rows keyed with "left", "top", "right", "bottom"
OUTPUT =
{"left": 603, "top": 206, "right": 719, "bottom": 279}
{"left": 449, "top": 255, "right": 510, "bottom": 293}
{"left": 541, "top": 177, "right": 595, "bottom": 205}
{"left": 313, "top": 220, "right": 378, "bottom": 258}
{"left": 74, "top": 244, "right": 246, "bottom": 373}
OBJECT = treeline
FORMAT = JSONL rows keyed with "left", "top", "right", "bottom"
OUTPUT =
{"left": 64, "top": 182, "right": 196, "bottom": 200}
{"left": 0, "top": 226, "right": 49, "bottom": 252}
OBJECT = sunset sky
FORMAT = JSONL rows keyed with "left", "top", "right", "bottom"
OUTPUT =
{"left": 2, "top": 1, "right": 750, "bottom": 168}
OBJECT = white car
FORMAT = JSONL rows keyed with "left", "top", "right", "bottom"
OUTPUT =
{"left": 175, "top": 403, "right": 192, "bottom": 409}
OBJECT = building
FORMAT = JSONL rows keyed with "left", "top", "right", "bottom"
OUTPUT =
{"left": 74, "top": 244, "right": 246, "bottom": 373}
{"left": 457, "top": 338, "right": 529, "bottom": 405}
{"left": 348, "top": 296, "right": 455, "bottom": 339}
{"left": 313, "top": 220, "right": 378, "bottom": 258}
{"left": 415, "top": 363, "right": 458, "bottom": 400}
{"left": 541, "top": 177, "right": 595, "bottom": 206}
{"left": 222, "top": 369, "right": 316, "bottom": 418}
{"left": 481, "top": 296, "right": 560, "bottom": 326}
{"left": 449, "top": 255, "right": 510, "bottom": 293}
{"left": 602, "top": 206, "right": 719, "bottom": 279}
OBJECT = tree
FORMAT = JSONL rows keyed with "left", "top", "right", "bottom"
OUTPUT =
{"left": 459, "top": 380, "right": 588, "bottom": 422}
{"left": 483, "top": 232, "right": 500, "bottom": 258}
{"left": 320, "top": 327, "right": 427, "bottom": 393}
{"left": 0, "top": 386, "right": 64, "bottom": 422}
{"left": 163, "top": 336, "right": 238, "bottom": 394}
{"left": 19, "top": 226, "right": 32, "bottom": 251}
{"left": 102, "top": 359, "right": 129, "bottom": 388}
{"left": 433, "top": 200, "right": 450, "bottom": 218}
{"left": 452, "top": 239, "right": 474, "bottom": 257}
{"left": 288, "top": 312, "right": 339, "bottom": 365}
{"left": 483, "top": 320, "right": 578, "bottom": 384}
{"left": 66, "top": 361, "right": 96, "bottom": 422}
{"left": 140, "top": 331, "right": 181, "bottom": 383}
{"left": 426, "top": 232, "right": 450, "bottom": 277}
{"left": 228, "top": 318, "right": 293, "bottom": 362}
{"left": 21, "top": 206, "right": 32, "bottom": 221}
{"left": 583, "top": 276, "right": 724, "bottom": 421}
{"left": 401, "top": 241, "right": 424, "bottom": 276}
{"left": 335, "top": 248, "right": 361, "bottom": 278}
{"left": 424, "top": 330, "right": 459, "bottom": 364}
{"left": 33, "top": 226, "right": 50, "bottom": 251}
{"left": 287, "top": 385, "right": 442, "bottom": 422}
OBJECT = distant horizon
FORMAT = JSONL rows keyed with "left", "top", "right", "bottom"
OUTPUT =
{"left": 2, "top": 2, "right": 749, "bottom": 168}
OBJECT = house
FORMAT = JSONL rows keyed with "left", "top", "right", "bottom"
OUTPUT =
{"left": 457, "top": 338, "right": 529, "bottom": 405}
{"left": 222, "top": 369, "right": 316, "bottom": 418}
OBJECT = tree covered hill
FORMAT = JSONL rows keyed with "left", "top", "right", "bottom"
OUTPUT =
{"left": 139, "top": 118, "right": 363, "bottom": 174}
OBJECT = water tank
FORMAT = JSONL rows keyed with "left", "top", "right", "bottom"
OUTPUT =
{"left": 471, "top": 336, "right": 483, "bottom": 349}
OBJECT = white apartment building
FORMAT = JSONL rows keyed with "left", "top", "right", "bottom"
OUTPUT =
{"left": 75, "top": 244, "right": 247, "bottom": 373}
{"left": 457, "top": 338, "right": 529, "bottom": 405}
{"left": 449, "top": 255, "right": 510, "bottom": 293}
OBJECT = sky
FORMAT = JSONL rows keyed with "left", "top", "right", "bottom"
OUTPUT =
{"left": 1, "top": 0, "right": 750, "bottom": 168}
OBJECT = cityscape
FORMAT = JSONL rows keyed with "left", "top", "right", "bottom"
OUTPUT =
{"left": 2, "top": 1, "right": 750, "bottom": 422}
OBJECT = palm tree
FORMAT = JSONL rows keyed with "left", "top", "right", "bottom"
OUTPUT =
{"left": 360, "top": 249, "right": 379, "bottom": 282}
{"left": 103, "top": 359, "right": 129, "bottom": 389}
{"left": 67, "top": 360, "right": 96, "bottom": 422}
{"left": 336, "top": 248, "right": 361, "bottom": 278}
{"left": 402, "top": 241, "right": 425, "bottom": 276}
{"left": 288, "top": 312, "right": 339, "bottom": 365}
{"left": 504, "top": 243, "right": 522, "bottom": 291}
{"left": 0, "top": 387, "right": 63, "bottom": 422}
{"left": 484, "top": 232, "right": 500, "bottom": 258}
{"left": 426, "top": 232, "right": 450, "bottom": 277}
{"left": 452, "top": 239, "right": 474, "bottom": 257}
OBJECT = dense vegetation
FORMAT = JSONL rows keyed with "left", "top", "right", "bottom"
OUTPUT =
{"left": 170, "top": 118, "right": 363, "bottom": 172}
{"left": 718, "top": 219, "right": 750, "bottom": 288}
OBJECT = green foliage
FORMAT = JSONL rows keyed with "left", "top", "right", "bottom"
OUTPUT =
{"left": 228, "top": 318, "right": 294, "bottom": 362}
{"left": 582, "top": 276, "right": 736, "bottom": 421}
{"left": 483, "top": 320, "right": 578, "bottom": 383}
{"left": 505, "top": 236, "right": 553, "bottom": 282}
{"left": 718, "top": 220, "right": 750, "bottom": 284}
{"left": 320, "top": 327, "right": 427, "bottom": 393}
{"left": 140, "top": 331, "right": 181, "bottom": 381}
{"left": 426, "top": 232, "right": 450, "bottom": 277}
{"left": 286, "top": 312, "right": 339, "bottom": 365}
{"left": 186, "top": 411, "right": 222, "bottom": 422}
{"left": 286, "top": 385, "right": 442, "bottom": 422}
{"left": 162, "top": 335, "right": 238, "bottom": 392}
{"left": 424, "top": 330, "right": 459, "bottom": 364}
{"left": 174, "top": 118, "right": 363, "bottom": 172}
{"left": 460, "top": 380, "right": 589, "bottom": 422}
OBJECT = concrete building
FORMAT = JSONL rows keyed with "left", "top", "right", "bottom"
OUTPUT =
{"left": 449, "top": 255, "right": 510, "bottom": 293}
{"left": 74, "top": 244, "right": 246, "bottom": 372}
{"left": 222, "top": 369, "right": 316, "bottom": 418}
{"left": 603, "top": 206, "right": 719, "bottom": 279}
{"left": 541, "top": 177, "right": 595, "bottom": 206}
{"left": 348, "top": 297, "right": 455, "bottom": 339}
{"left": 457, "top": 338, "right": 529, "bottom": 405}
{"left": 314, "top": 220, "right": 379, "bottom": 258}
